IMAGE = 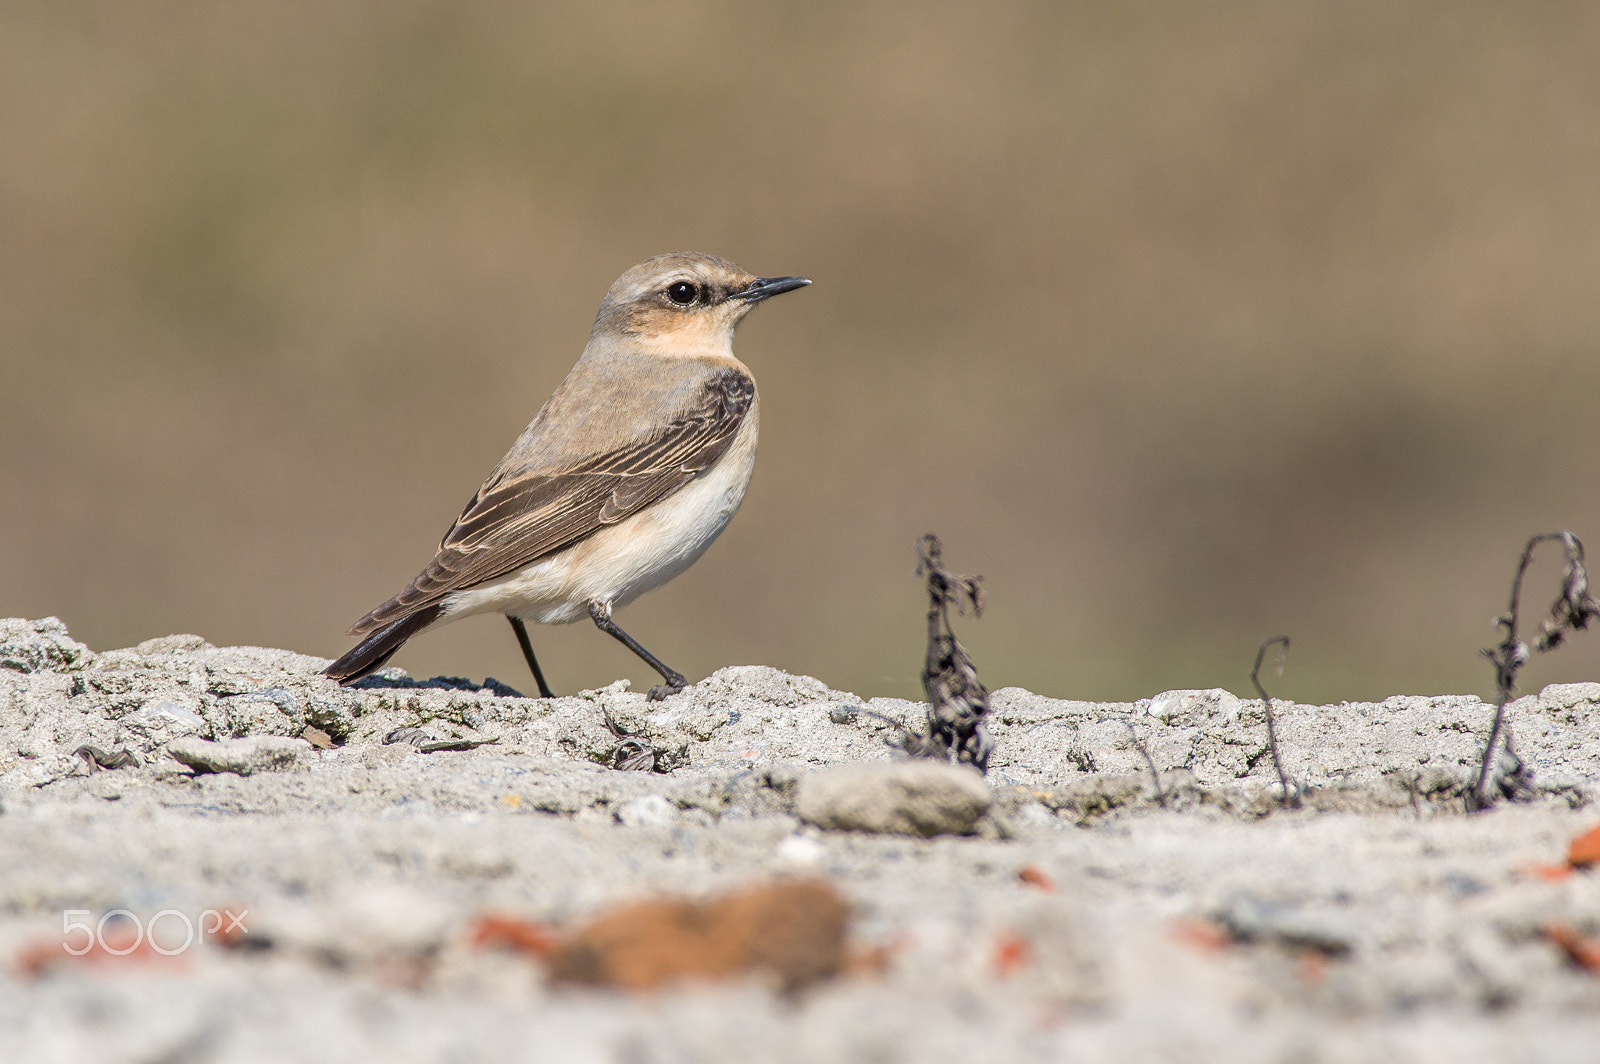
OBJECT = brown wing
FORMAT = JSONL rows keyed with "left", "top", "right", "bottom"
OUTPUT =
{"left": 350, "top": 368, "right": 754, "bottom": 635}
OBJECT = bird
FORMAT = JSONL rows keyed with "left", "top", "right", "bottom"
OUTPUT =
{"left": 323, "top": 252, "right": 810, "bottom": 700}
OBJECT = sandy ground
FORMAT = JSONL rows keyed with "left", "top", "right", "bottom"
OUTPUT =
{"left": 3, "top": 615, "right": 1600, "bottom": 1063}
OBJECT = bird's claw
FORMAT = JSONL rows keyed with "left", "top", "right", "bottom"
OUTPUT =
{"left": 646, "top": 678, "right": 689, "bottom": 702}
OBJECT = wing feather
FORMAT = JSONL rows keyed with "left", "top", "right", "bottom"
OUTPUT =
{"left": 349, "top": 367, "right": 754, "bottom": 635}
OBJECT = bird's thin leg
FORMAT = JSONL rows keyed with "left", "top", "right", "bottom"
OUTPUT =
{"left": 587, "top": 601, "right": 688, "bottom": 701}
{"left": 507, "top": 616, "right": 555, "bottom": 699}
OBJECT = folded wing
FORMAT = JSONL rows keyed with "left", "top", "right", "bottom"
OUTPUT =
{"left": 349, "top": 367, "right": 755, "bottom": 636}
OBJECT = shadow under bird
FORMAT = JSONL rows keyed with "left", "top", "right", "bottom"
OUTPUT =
{"left": 324, "top": 252, "right": 810, "bottom": 699}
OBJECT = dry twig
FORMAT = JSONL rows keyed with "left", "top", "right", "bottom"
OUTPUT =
{"left": 601, "top": 707, "right": 660, "bottom": 772}
{"left": 1122, "top": 719, "right": 1167, "bottom": 807}
{"left": 1470, "top": 531, "right": 1599, "bottom": 811}
{"left": 73, "top": 745, "right": 140, "bottom": 772}
{"left": 1250, "top": 636, "right": 1299, "bottom": 809}
{"left": 860, "top": 708, "right": 945, "bottom": 760}
{"left": 895, "top": 534, "right": 993, "bottom": 773}
{"left": 381, "top": 728, "right": 498, "bottom": 754}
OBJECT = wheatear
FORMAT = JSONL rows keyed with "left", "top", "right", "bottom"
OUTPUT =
{"left": 325, "top": 252, "right": 810, "bottom": 699}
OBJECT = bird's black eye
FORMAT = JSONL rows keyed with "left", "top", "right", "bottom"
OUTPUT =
{"left": 666, "top": 281, "right": 700, "bottom": 306}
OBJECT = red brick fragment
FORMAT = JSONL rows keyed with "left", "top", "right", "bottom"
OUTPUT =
{"left": 1568, "top": 823, "right": 1600, "bottom": 868}
{"left": 546, "top": 879, "right": 850, "bottom": 994}
{"left": 1297, "top": 949, "right": 1328, "bottom": 984}
{"left": 1546, "top": 924, "right": 1600, "bottom": 973}
{"left": 15, "top": 927, "right": 185, "bottom": 978}
{"left": 1016, "top": 866, "right": 1056, "bottom": 892}
{"left": 991, "top": 932, "right": 1031, "bottom": 977}
{"left": 470, "top": 914, "right": 558, "bottom": 957}
{"left": 1169, "top": 917, "right": 1232, "bottom": 953}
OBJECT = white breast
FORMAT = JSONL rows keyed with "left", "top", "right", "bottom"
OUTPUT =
{"left": 438, "top": 400, "right": 760, "bottom": 626}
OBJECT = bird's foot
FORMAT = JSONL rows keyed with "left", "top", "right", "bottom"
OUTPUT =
{"left": 646, "top": 675, "right": 689, "bottom": 702}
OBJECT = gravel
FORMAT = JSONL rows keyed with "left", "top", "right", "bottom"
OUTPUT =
{"left": 3, "top": 616, "right": 1600, "bottom": 1062}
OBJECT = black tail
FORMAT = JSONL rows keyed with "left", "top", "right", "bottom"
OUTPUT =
{"left": 324, "top": 605, "right": 443, "bottom": 685}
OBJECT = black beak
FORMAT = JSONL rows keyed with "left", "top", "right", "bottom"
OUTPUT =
{"left": 736, "top": 276, "right": 812, "bottom": 303}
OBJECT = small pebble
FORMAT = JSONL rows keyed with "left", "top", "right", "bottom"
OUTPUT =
{"left": 772, "top": 834, "right": 826, "bottom": 869}
{"left": 616, "top": 794, "right": 677, "bottom": 828}
{"left": 797, "top": 761, "right": 993, "bottom": 837}
{"left": 166, "top": 736, "right": 310, "bottom": 776}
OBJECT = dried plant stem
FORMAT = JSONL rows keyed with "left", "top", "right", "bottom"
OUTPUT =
{"left": 910, "top": 534, "right": 993, "bottom": 772}
{"left": 1471, "top": 531, "right": 1599, "bottom": 810}
{"left": 601, "top": 706, "right": 658, "bottom": 772}
{"left": 1250, "top": 636, "right": 1298, "bottom": 808}
{"left": 1123, "top": 719, "right": 1167, "bottom": 807}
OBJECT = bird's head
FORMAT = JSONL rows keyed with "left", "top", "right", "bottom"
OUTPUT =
{"left": 591, "top": 252, "right": 810, "bottom": 355}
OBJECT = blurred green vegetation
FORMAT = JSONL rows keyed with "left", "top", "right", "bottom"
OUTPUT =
{"left": 3, "top": 1, "right": 1598, "bottom": 703}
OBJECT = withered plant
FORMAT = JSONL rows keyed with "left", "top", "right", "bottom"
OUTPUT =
{"left": 1470, "top": 531, "right": 1599, "bottom": 810}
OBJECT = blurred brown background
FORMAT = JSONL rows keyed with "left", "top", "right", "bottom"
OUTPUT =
{"left": 3, "top": 1, "right": 1598, "bottom": 704}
